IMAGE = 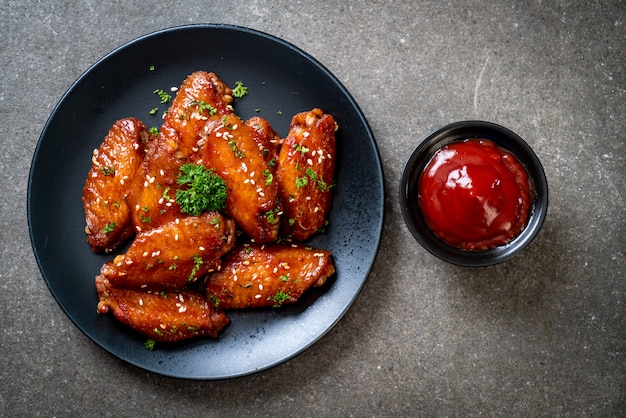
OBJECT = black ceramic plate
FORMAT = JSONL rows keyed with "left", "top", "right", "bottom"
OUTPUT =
{"left": 28, "top": 24, "right": 384, "bottom": 379}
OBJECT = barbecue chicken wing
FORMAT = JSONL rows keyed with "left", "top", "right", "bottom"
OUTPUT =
{"left": 205, "top": 243, "right": 335, "bottom": 309}
{"left": 245, "top": 116, "right": 282, "bottom": 164}
{"left": 128, "top": 71, "right": 234, "bottom": 230}
{"left": 192, "top": 113, "right": 282, "bottom": 243}
{"left": 83, "top": 117, "right": 151, "bottom": 253}
{"left": 96, "top": 275, "right": 229, "bottom": 343}
{"left": 100, "top": 212, "right": 236, "bottom": 290}
{"left": 276, "top": 109, "right": 337, "bottom": 241}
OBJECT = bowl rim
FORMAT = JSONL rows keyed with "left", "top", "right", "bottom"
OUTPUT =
{"left": 400, "top": 120, "right": 548, "bottom": 267}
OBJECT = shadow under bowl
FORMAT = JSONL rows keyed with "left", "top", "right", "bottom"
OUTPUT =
{"left": 400, "top": 121, "right": 548, "bottom": 267}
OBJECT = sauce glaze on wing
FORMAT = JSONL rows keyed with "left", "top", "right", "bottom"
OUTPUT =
{"left": 128, "top": 71, "right": 233, "bottom": 231}
{"left": 206, "top": 243, "right": 335, "bottom": 309}
{"left": 101, "top": 212, "right": 236, "bottom": 290}
{"left": 276, "top": 108, "right": 337, "bottom": 241}
{"left": 193, "top": 113, "right": 282, "bottom": 243}
{"left": 83, "top": 117, "right": 151, "bottom": 253}
{"left": 96, "top": 275, "right": 229, "bottom": 343}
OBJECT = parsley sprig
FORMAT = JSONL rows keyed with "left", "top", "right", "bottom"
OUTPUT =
{"left": 175, "top": 164, "right": 227, "bottom": 216}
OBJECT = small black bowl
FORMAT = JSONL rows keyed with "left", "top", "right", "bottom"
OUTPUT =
{"left": 400, "top": 121, "right": 548, "bottom": 267}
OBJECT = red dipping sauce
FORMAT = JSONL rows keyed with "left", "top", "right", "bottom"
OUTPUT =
{"left": 418, "top": 139, "right": 532, "bottom": 251}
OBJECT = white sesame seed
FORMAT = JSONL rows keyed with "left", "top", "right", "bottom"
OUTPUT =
{"left": 242, "top": 260, "right": 251, "bottom": 265}
{"left": 174, "top": 234, "right": 179, "bottom": 241}
{"left": 142, "top": 251, "right": 149, "bottom": 257}
{"left": 199, "top": 246, "right": 205, "bottom": 251}
{"left": 175, "top": 218, "right": 180, "bottom": 224}
{"left": 232, "top": 124, "right": 238, "bottom": 130}
{"left": 170, "top": 86, "right": 178, "bottom": 92}
{"left": 307, "top": 158, "right": 313, "bottom": 165}
{"left": 255, "top": 294, "right": 262, "bottom": 299}
{"left": 258, "top": 284, "right": 263, "bottom": 290}
{"left": 139, "top": 298, "right": 143, "bottom": 306}
{"left": 160, "top": 169, "right": 165, "bottom": 176}
{"left": 216, "top": 132, "right": 222, "bottom": 137}
{"left": 178, "top": 306, "right": 187, "bottom": 313}
{"left": 143, "top": 181, "right": 149, "bottom": 188}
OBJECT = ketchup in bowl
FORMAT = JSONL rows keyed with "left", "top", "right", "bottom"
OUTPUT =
{"left": 418, "top": 138, "right": 532, "bottom": 251}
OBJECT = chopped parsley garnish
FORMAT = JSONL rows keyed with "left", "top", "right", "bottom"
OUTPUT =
{"left": 263, "top": 169, "right": 273, "bottom": 185}
{"left": 295, "top": 176, "right": 308, "bottom": 189}
{"left": 265, "top": 207, "right": 280, "bottom": 224}
{"left": 189, "top": 100, "right": 217, "bottom": 115}
{"left": 293, "top": 144, "right": 309, "bottom": 154}
{"left": 144, "top": 339, "right": 156, "bottom": 350}
{"left": 228, "top": 139, "right": 245, "bottom": 158}
{"left": 153, "top": 89, "right": 172, "bottom": 104}
{"left": 102, "top": 222, "right": 117, "bottom": 234}
{"left": 100, "top": 166, "right": 115, "bottom": 176}
{"left": 148, "top": 107, "right": 159, "bottom": 115}
{"left": 232, "top": 81, "right": 248, "bottom": 98}
{"left": 188, "top": 254, "right": 203, "bottom": 282}
{"left": 149, "top": 65, "right": 155, "bottom": 71}
{"left": 305, "top": 168, "right": 332, "bottom": 192}
{"left": 268, "top": 290, "right": 292, "bottom": 307}
{"left": 148, "top": 126, "right": 159, "bottom": 136}
{"left": 175, "top": 164, "right": 227, "bottom": 216}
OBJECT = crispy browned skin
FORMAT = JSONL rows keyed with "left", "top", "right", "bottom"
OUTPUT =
{"left": 193, "top": 113, "right": 282, "bottom": 243}
{"left": 245, "top": 116, "right": 282, "bottom": 164}
{"left": 83, "top": 117, "right": 151, "bottom": 253}
{"left": 101, "top": 212, "right": 236, "bottom": 290}
{"left": 276, "top": 108, "right": 337, "bottom": 241}
{"left": 128, "top": 72, "right": 233, "bottom": 230}
{"left": 96, "top": 275, "right": 229, "bottom": 343}
{"left": 206, "top": 243, "right": 335, "bottom": 309}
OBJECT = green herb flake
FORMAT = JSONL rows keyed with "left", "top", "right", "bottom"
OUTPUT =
{"left": 102, "top": 222, "right": 117, "bottom": 234}
{"left": 148, "top": 126, "right": 159, "bottom": 136}
{"left": 175, "top": 164, "right": 227, "bottom": 216}
{"left": 268, "top": 290, "right": 292, "bottom": 308}
{"left": 295, "top": 176, "right": 308, "bottom": 189}
{"left": 100, "top": 166, "right": 115, "bottom": 176}
{"left": 263, "top": 169, "right": 273, "bottom": 186}
{"left": 153, "top": 89, "right": 172, "bottom": 104}
{"left": 189, "top": 100, "right": 217, "bottom": 115}
{"left": 188, "top": 254, "right": 203, "bottom": 282}
{"left": 144, "top": 339, "right": 156, "bottom": 350}
{"left": 148, "top": 107, "right": 159, "bottom": 115}
{"left": 232, "top": 81, "right": 248, "bottom": 98}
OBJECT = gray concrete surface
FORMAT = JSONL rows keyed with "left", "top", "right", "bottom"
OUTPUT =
{"left": 1, "top": 1, "right": 624, "bottom": 416}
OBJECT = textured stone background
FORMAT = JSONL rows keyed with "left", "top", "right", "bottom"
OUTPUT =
{"left": 1, "top": 1, "right": 624, "bottom": 416}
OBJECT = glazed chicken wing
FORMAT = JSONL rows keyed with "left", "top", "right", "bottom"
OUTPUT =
{"left": 245, "top": 116, "right": 282, "bottom": 164}
{"left": 192, "top": 113, "right": 282, "bottom": 243}
{"left": 128, "top": 71, "right": 234, "bottom": 230}
{"left": 206, "top": 243, "right": 335, "bottom": 309}
{"left": 101, "top": 212, "right": 236, "bottom": 290}
{"left": 96, "top": 275, "right": 229, "bottom": 343}
{"left": 276, "top": 108, "right": 337, "bottom": 241}
{"left": 83, "top": 117, "right": 151, "bottom": 253}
